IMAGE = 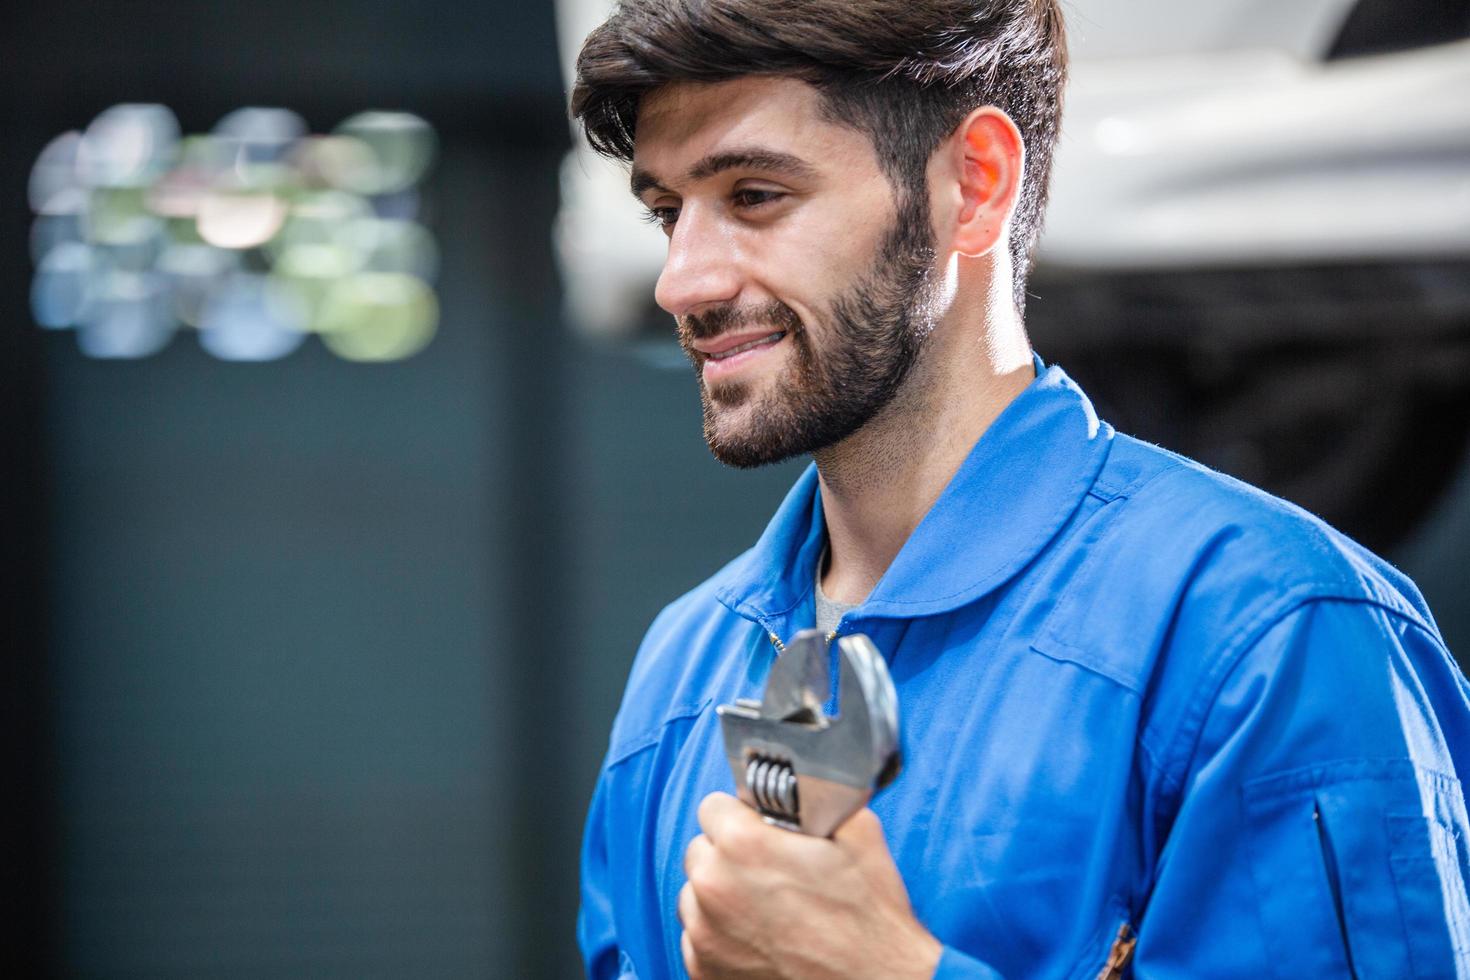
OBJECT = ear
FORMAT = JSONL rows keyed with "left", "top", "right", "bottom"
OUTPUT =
{"left": 949, "top": 107, "right": 1024, "bottom": 259}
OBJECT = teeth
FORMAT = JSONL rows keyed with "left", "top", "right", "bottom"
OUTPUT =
{"left": 709, "top": 332, "right": 785, "bottom": 361}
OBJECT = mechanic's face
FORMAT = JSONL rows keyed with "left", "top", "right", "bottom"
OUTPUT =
{"left": 632, "top": 77, "right": 941, "bottom": 467}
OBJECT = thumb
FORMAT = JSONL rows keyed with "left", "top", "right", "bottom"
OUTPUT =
{"left": 833, "top": 806, "right": 916, "bottom": 905}
{"left": 832, "top": 805, "right": 888, "bottom": 854}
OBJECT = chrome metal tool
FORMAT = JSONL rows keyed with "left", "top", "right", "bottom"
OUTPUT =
{"left": 716, "top": 628, "right": 901, "bottom": 838}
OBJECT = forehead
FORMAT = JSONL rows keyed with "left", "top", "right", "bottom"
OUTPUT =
{"left": 632, "top": 76, "right": 872, "bottom": 178}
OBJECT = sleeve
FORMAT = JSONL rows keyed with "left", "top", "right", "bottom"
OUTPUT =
{"left": 578, "top": 771, "right": 622, "bottom": 980}
{"left": 1135, "top": 598, "right": 1470, "bottom": 978}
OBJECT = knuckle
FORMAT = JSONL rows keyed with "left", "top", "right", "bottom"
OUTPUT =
{"left": 685, "top": 911, "right": 709, "bottom": 946}
{"left": 681, "top": 930, "right": 702, "bottom": 978}
{"left": 683, "top": 908, "right": 713, "bottom": 956}
{"left": 683, "top": 833, "right": 707, "bottom": 875}
{"left": 722, "top": 819, "right": 760, "bottom": 854}
{"left": 696, "top": 793, "right": 721, "bottom": 828}
{"left": 686, "top": 861, "right": 719, "bottom": 901}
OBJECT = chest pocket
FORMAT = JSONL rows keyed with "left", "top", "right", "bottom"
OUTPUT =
{"left": 1025, "top": 483, "right": 1206, "bottom": 698}
{"left": 607, "top": 699, "right": 712, "bottom": 769}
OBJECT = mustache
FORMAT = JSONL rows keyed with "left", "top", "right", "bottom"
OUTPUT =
{"left": 680, "top": 301, "right": 802, "bottom": 342}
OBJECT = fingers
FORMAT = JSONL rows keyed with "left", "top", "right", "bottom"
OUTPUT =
{"left": 682, "top": 832, "right": 731, "bottom": 931}
{"left": 695, "top": 791, "right": 748, "bottom": 844}
{"left": 684, "top": 832, "right": 714, "bottom": 878}
{"left": 678, "top": 880, "right": 700, "bottom": 929}
{"left": 697, "top": 791, "right": 790, "bottom": 864}
{"left": 681, "top": 928, "right": 701, "bottom": 979}
{"left": 679, "top": 881, "right": 710, "bottom": 979}
{"left": 699, "top": 791, "right": 880, "bottom": 876}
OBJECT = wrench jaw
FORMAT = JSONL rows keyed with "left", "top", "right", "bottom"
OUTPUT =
{"left": 716, "top": 629, "right": 902, "bottom": 837}
{"left": 833, "top": 633, "right": 901, "bottom": 791}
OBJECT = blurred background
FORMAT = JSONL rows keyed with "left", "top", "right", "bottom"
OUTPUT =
{"left": 1, "top": 0, "right": 1466, "bottom": 977}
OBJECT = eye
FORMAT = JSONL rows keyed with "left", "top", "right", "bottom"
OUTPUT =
{"left": 732, "top": 188, "right": 783, "bottom": 210}
{"left": 641, "top": 205, "right": 679, "bottom": 232}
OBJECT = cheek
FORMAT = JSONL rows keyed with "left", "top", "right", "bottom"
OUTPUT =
{"left": 744, "top": 204, "right": 886, "bottom": 308}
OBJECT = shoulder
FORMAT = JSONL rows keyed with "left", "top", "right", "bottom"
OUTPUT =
{"left": 1094, "top": 433, "right": 1434, "bottom": 631}
{"left": 1057, "top": 433, "right": 1455, "bottom": 794}
{"left": 628, "top": 556, "right": 746, "bottom": 690}
{"left": 606, "top": 551, "right": 758, "bottom": 759}
{"left": 1032, "top": 433, "right": 1439, "bottom": 702}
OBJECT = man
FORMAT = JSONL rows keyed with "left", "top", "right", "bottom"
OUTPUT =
{"left": 571, "top": 1, "right": 1470, "bottom": 977}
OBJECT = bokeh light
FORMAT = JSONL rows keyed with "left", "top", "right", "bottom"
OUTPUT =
{"left": 318, "top": 272, "right": 438, "bottom": 362}
{"left": 85, "top": 186, "right": 164, "bottom": 248}
{"left": 269, "top": 242, "right": 362, "bottom": 331}
{"left": 27, "top": 104, "right": 440, "bottom": 363}
{"left": 198, "top": 273, "right": 308, "bottom": 362}
{"left": 196, "top": 188, "right": 289, "bottom": 249}
{"left": 266, "top": 189, "right": 373, "bottom": 261}
{"left": 328, "top": 112, "right": 437, "bottom": 196}
{"left": 30, "top": 212, "right": 86, "bottom": 266}
{"left": 214, "top": 107, "right": 308, "bottom": 168}
{"left": 351, "top": 218, "right": 439, "bottom": 280}
{"left": 31, "top": 242, "right": 94, "bottom": 328}
{"left": 77, "top": 104, "right": 180, "bottom": 189}
{"left": 75, "top": 270, "right": 174, "bottom": 359}
{"left": 29, "top": 131, "right": 86, "bottom": 214}
{"left": 157, "top": 242, "right": 241, "bottom": 326}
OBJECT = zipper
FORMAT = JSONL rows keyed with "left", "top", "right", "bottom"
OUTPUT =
{"left": 1095, "top": 921, "right": 1136, "bottom": 980}
{"left": 766, "top": 628, "right": 839, "bottom": 654}
{"left": 766, "top": 628, "right": 843, "bottom": 719}
{"left": 1315, "top": 803, "right": 1359, "bottom": 979}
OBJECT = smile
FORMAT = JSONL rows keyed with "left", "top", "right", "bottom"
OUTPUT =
{"left": 707, "top": 331, "right": 787, "bottom": 361}
{"left": 699, "top": 330, "right": 790, "bottom": 382}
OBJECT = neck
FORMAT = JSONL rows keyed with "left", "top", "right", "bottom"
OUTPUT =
{"left": 813, "top": 274, "right": 1034, "bottom": 606}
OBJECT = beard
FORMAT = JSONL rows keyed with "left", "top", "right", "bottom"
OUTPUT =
{"left": 676, "top": 196, "right": 941, "bottom": 469}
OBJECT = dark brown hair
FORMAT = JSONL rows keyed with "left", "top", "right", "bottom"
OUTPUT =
{"left": 571, "top": 0, "right": 1068, "bottom": 312}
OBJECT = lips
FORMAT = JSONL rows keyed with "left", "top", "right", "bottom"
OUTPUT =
{"left": 704, "top": 331, "right": 787, "bottom": 361}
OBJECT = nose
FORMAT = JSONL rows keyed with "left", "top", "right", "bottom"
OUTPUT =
{"left": 653, "top": 205, "right": 741, "bottom": 318}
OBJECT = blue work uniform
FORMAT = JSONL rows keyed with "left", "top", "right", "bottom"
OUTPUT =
{"left": 579, "top": 361, "right": 1470, "bottom": 978}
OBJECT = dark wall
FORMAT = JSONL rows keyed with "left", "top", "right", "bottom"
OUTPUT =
{"left": 2, "top": 3, "right": 801, "bottom": 976}
{"left": 0, "top": 77, "right": 54, "bottom": 980}
{"left": 37, "top": 144, "right": 543, "bottom": 978}
{"left": 5, "top": 2, "right": 594, "bottom": 977}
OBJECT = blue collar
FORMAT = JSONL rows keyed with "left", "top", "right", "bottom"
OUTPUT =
{"left": 714, "top": 358, "right": 1113, "bottom": 635}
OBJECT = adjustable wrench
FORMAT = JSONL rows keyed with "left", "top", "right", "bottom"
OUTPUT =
{"left": 716, "top": 628, "right": 901, "bottom": 838}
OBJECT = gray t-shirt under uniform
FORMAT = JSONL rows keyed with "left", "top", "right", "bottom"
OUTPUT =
{"left": 814, "top": 548, "right": 859, "bottom": 636}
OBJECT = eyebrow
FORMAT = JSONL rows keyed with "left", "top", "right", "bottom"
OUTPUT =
{"left": 630, "top": 149, "right": 818, "bottom": 199}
